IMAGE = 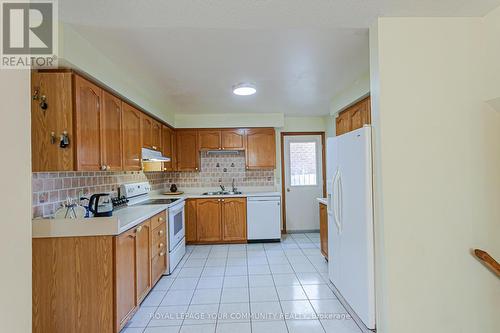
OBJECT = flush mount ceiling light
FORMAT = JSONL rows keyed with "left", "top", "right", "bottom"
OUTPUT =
{"left": 232, "top": 83, "right": 257, "bottom": 96}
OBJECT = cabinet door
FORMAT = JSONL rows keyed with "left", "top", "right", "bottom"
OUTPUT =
{"left": 142, "top": 115, "right": 153, "bottom": 149}
{"left": 196, "top": 199, "right": 222, "bottom": 242}
{"left": 185, "top": 199, "right": 197, "bottom": 243}
{"left": 176, "top": 130, "right": 199, "bottom": 171}
{"left": 31, "top": 72, "right": 74, "bottom": 171}
{"left": 152, "top": 120, "right": 162, "bottom": 151}
{"left": 222, "top": 198, "right": 247, "bottom": 241}
{"left": 115, "top": 229, "right": 137, "bottom": 330}
{"left": 319, "top": 203, "right": 328, "bottom": 259}
{"left": 245, "top": 128, "right": 276, "bottom": 170}
{"left": 101, "top": 91, "right": 123, "bottom": 171}
{"left": 198, "top": 130, "right": 221, "bottom": 150}
{"left": 336, "top": 110, "right": 351, "bottom": 136}
{"left": 221, "top": 129, "right": 245, "bottom": 150}
{"left": 350, "top": 97, "right": 371, "bottom": 131}
{"left": 122, "top": 103, "right": 142, "bottom": 171}
{"left": 135, "top": 220, "right": 152, "bottom": 303}
{"left": 162, "top": 125, "right": 175, "bottom": 171}
{"left": 75, "top": 75, "right": 102, "bottom": 171}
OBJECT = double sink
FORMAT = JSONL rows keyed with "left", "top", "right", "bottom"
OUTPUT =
{"left": 202, "top": 191, "right": 243, "bottom": 196}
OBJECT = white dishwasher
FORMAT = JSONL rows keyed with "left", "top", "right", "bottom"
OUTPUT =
{"left": 247, "top": 196, "right": 281, "bottom": 242}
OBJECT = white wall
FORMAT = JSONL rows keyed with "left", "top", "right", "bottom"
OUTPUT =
{"left": 0, "top": 70, "right": 32, "bottom": 332}
{"left": 330, "top": 71, "right": 370, "bottom": 115}
{"left": 370, "top": 15, "right": 500, "bottom": 333}
{"left": 59, "top": 23, "right": 177, "bottom": 125}
{"left": 175, "top": 112, "right": 285, "bottom": 128}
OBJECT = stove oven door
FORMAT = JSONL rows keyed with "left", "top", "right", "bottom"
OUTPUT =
{"left": 168, "top": 201, "right": 186, "bottom": 251}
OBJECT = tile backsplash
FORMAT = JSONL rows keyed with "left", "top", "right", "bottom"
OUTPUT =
{"left": 32, "top": 151, "right": 275, "bottom": 218}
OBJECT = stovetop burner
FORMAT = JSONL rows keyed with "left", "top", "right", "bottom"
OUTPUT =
{"left": 136, "top": 198, "right": 180, "bottom": 205}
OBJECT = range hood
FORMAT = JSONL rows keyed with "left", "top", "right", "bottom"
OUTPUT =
{"left": 141, "top": 147, "right": 171, "bottom": 162}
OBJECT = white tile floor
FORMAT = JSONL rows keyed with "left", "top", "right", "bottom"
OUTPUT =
{"left": 121, "top": 233, "right": 363, "bottom": 333}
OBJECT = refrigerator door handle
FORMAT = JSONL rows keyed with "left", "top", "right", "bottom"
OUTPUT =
{"left": 338, "top": 170, "right": 343, "bottom": 234}
{"left": 327, "top": 170, "right": 338, "bottom": 216}
{"left": 333, "top": 169, "right": 342, "bottom": 234}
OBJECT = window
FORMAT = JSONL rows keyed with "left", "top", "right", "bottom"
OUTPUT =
{"left": 289, "top": 142, "right": 317, "bottom": 186}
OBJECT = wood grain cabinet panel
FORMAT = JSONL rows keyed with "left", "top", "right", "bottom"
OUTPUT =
{"left": 221, "top": 129, "right": 245, "bottom": 150}
{"left": 31, "top": 72, "right": 74, "bottom": 171}
{"left": 115, "top": 229, "right": 137, "bottom": 331}
{"left": 199, "top": 130, "right": 221, "bottom": 150}
{"left": 196, "top": 199, "right": 222, "bottom": 242}
{"left": 135, "top": 220, "right": 152, "bottom": 303}
{"left": 122, "top": 103, "right": 143, "bottom": 171}
{"left": 101, "top": 91, "right": 123, "bottom": 171}
{"left": 336, "top": 96, "right": 371, "bottom": 136}
{"left": 152, "top": 120, "right": 162, "bottom": 151}
{"left": 245, "top": 128, "right": 276, "bottom": 170}
{"left": 75, "top": 75, "right": 102, "bottom": 171}
{"left": 32, "top": 236, "right": 114, "bottom": 333}
{"left": 176, "top": 130, "right": 199, "bottom": 171}
{"left": 162, "top": 125, "right": 175, "bottom": 171}
{"left": 222, "top": 198, "right": 247, "bottom": 241}
{"left": 186, "top": 199, "right": 198, "bottom": 243}
{"left": 141, "top": 115, "right": 153, "bottom": 149}
{"left": 319, "top": 203, "right": 328, "bottom": 259}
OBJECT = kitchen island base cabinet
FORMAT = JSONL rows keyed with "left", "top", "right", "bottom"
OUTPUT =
{"left": 33, "top": 215, "right": 167, "bottom": 333}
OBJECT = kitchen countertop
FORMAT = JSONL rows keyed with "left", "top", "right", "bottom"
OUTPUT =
{"left": 317, "top": 197, "right": 328, "bottom": 205}
{"left": 32, "top": 190, "right": 281, "bottom": 238}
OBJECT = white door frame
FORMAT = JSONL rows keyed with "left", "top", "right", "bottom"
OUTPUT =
{"left": 280, "top": 132, "right": 326, "bottom": 233}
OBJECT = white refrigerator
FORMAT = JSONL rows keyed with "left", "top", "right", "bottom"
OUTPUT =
{"left": 326, "top": 125, "right": 376, "bottom": 330}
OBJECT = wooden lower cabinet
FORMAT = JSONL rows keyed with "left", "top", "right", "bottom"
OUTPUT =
{"left": 222, "top": 198, "right": 247, "bottom": 241}
{"left": 197, "top": 198, "right": 222, "bottom": 242}
{"left": 33, "top": 214, "right": 168, "bottom": 333}
{"left": 185, "top": 199, "right": 198, "bottom": 243}
{"left": 189, "top": 197, "right": 247, "bottom": 244}
{"left": 135, "top": 220, "right": 152, "bottom": 303}
{"left": 319, "top": 203, "right": 328, "bottom": 259}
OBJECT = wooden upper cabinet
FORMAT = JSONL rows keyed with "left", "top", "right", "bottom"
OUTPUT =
{"left": 336, "top": 96, "right": 371, "bottom": 136}
{"left": 75, "top": 75, "right": 102, "bottom": 171}
{"left": 101, "top": 91, "right": 123, "bottom": 171}
{"left": 31, "top": 72, "right": 74, "bottom": 171}
{"left": 122, "top": 103, "right": 143, "bottom": 171}
{"left": 245, "top": 128, "right": 276, "bottom": 170}
{"left": 221, "top": 129, "right": 245, "bottom": 150}
{"left": 135, "top": 220, "right": 152, "bottom": 304}
{"left": 151, "top": 120, "right": 162, "bottom": 151}
{"left": 196, "top": 199, "right": 222, "bottom": 242}
{"left": 198, "top": 130, "right": 221, "bottom": 150}
{"left": 222, "top": 198, "right": 247, "bottom": 241}
{"left": 176, "top": 130, "right": 199, "bottom": 171}
{"left": 162, "top": 125, "right": 175, "bottom": 171}
{"left": 115, "top": 228, "right": 137, "bottom": 331}
{"left": 141, "top": 115, "right": 153, "bottom": 149}
{"left": 336, "top": 110, "right": 351, "bottom": 136}
{"left": 185, "top": 199, "right": 197, "bottom": 243}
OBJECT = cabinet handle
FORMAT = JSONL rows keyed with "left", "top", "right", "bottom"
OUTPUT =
{"left": 159, "top": 217, "right": 163, "bottom": 221}
{"left": 135, "top": 226, "right": 143, "bottom": 233}
{"left": 159, "top": 252, "right": 165, "bottom": 257}
{"left": 101, "top": 165, "right": 107, "bottom": 171}
{"left": 153, "top": 146, "right": 157, "bottom": 150}
{"left": 159, "top": 243, "right": 164, "bottom": 248}
{"left": 159, "top": 230, "right": 163, "bottom": 235}
{"left": 221, "top": 199, "right": 225, "bottom": 202}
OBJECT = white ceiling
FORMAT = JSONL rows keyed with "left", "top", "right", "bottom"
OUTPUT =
{"left": 60, "top": 0, "right": 500, "bottom": 116}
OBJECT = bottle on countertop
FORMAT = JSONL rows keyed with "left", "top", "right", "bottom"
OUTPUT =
{"left": 170, "top": 184, "right": 178, "bottom": 193}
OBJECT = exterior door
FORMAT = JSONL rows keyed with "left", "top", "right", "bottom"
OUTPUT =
{"left": 284, "top": 135, "right": 324, "bottom": 231}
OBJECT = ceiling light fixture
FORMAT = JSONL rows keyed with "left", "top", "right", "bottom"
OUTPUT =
{"left": 232, "top": 83, "right": 257, "bottom": 96}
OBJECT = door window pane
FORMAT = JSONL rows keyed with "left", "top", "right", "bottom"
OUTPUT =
{"left": 289, "top": 142, "right": 317, "bottom": 186}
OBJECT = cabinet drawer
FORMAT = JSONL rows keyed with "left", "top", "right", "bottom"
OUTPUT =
{"left": 151, "top": 211, "right": 167, "bottom": 230}
{"left": 152, "top": 223, "right": 167, "bottom": 246}
{"left": 152, "top": 250, "right": 167, "bottom": 283}
{"left": 152, "top": 237, "right": 167, "bottom": 258}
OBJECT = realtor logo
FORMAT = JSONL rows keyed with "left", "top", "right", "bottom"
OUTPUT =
{"left": 1, "top": 0, "right": 58, "bottom": 68}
